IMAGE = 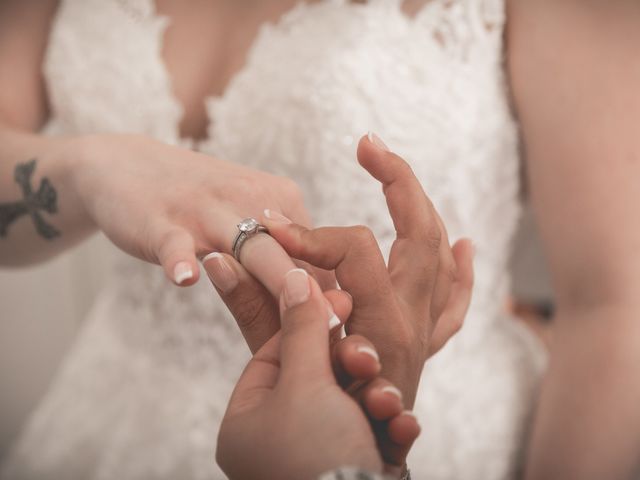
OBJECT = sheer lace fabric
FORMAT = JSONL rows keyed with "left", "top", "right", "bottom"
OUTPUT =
{"left": 2, "top": 0, "right": 546, "bottom": 478}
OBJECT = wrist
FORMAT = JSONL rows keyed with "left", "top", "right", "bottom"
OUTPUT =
{"left": 50, "top": 133, "right": 104, "bottom": 230}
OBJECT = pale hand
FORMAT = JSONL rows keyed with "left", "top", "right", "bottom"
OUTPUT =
{"left": 64, "top": 133, "right": 330, "bottom": 292}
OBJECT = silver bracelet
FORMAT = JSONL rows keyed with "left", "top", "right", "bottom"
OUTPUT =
{"left": 318, "top": 466, "right": 410, "bottom": 480}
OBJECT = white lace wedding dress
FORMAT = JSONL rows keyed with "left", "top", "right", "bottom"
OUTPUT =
{"left": 1, "top": 0, "right": 547, "bottom": 478}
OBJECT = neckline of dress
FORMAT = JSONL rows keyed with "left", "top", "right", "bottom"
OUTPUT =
{"left": 145, "top": 0, "right": 438, "bottom": 148}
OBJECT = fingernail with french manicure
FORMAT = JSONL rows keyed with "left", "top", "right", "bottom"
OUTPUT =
{"left": 328, "top": 305, "right": 341, "bottom": 330}
{"left": 264, "top": 209, "right": 292, "bottom": 224}
{"left": 401, "top": 410, "right": 420, "bottom": 428}
{"left": 401, "top": 410, "right": 417, "bottom": 420}
{"left": 381, "top": 385, "right": 403, "bottom": 401}
{"left": 202, "top": 252, "right": 238, "bottom": 293}
{"left": 174, "top": 262, "right": 194, "bottom": 285}
{"left": 367, "top": 131, "right": 390, "bottom": 152}
{"left": 284, "top": 268, "right": 310, "bottom": 308}
{"left": 356, "top": 345, "right": 379, "bottom": 363}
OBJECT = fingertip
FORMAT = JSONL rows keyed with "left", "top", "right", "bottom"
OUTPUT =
{"left": 323, "top": 289, "right": 353, "bottom": 324}
{"left": 263, "top": 208, "right": 292, "bottom": 225}
{"left": 364, "top": 382, "right": 404, "bottom": 420}
{"left": 346, "top": 344, "right": 381, "bottom": 380}
{"left": 356, "top": 345, "right": 380, "bottom": 364}
{"left": 260, "top": 216, "right": 306, "bottom": 258}
{"left": 261, "top": 209, "right": 294, "bottom": 234}
{"left": 282, "top": 268, "right": 311, "bottom": 309}
{"left": 201, "top": 251, "right": 221, "bottom": 264}
{"left": 201, "top": 251, "right": 240, "bottom": 294}
{"left": 332, "top": 335, "right": 380, "bottom": 388}
{"left": 459, "top": 237, "right": 475, "bottom": 257}
{"left": 281, "top": 268, "right": 329, "bottom": 320}
{"left": 388, "top": 411, "right": 421, "bottom": 446}
{"left": 453, "top": 237, "right": 473, "bottom": 257}
{"left": 329, "top": 314, "right": 342, "bottom": 331}
{"left": 401, "top": 410, "right": 421, "bottom": 430}
{"left": 357, "top": 133, "right": 386, "bottom": 173}
{"left": 153, "top": 225, "right": 199, "bottom": 287}
{"left": 358, "top": 132, "right": 415, "bottom": 189}
{"left": 452, "top": 238, "right": 475, "bottom": 288}
{"left": 170, "top": 259, "right": 199, "bottom": 286}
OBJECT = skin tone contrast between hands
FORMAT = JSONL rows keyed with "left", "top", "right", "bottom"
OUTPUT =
{"left": 3, "top": 1, "right": 640, "bottom": 477}
{"left": 208, "top": 135, "right": 474, "bottom": 478}
{"left": 205, "top": 135, "right": 474, "bottom": 407}
{"left": 216, "top": 268, "right": 420, "bottom": 480}
{"left": 0, "top": 131, "right": 333, "bottom": 289}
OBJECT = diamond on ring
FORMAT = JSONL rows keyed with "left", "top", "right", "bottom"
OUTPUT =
{"left": 232, "top": 218, "right": 269, "bottom": 261}
{"left": 238, "top": 218, "right": 260, "bottom": 234}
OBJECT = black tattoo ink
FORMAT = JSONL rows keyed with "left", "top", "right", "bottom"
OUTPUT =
{"left": 0, "top": 159, "right": 60, "bottom": 239}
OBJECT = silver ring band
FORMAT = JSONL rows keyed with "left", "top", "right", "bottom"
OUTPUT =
{"left": 232, "top": 218, "right": 269, "bottom": 261}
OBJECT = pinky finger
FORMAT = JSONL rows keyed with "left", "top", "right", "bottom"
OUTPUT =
{"left": 388, "top": 411, "right": 421, "bottom": 447}
{"left": 383, "top": 411, "right": 421, "bottom": 469}
{"left": 154, "top": 225, "right": 200, "bottom": 286}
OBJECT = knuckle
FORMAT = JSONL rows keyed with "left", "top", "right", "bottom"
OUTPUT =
{"left": 349, "top": 225, "right": 377, "bottom": 249}
{"left": 382, "top": 323, "right": 424, "bottom": 366}
{"left": 292, "top": 226, "right": 316, "bottom": 253}
{"left": 374, "top": 315, "right": 415, "bottom": 353}
{"left": 395, "top": 156, "right": 415, "bottom": 178}
{"left": 223, "top": 175, "right": 262, "bottom": 204}
{"left": 424, "top": 225, "right": 442, "bottom": 255}
{"left": 278, "top": 177, "right": 303, "bottom": 201}
{"left": 158, "top": 226, "right": 181, "bottom": 245}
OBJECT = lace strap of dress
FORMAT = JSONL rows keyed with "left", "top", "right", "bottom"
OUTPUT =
{"left": 479, "top": 0, "right": 507, "bottom": 29}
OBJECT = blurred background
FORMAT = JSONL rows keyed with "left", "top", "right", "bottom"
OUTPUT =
{"left": 0, "top": 203, "right": 553, "bottom": 463}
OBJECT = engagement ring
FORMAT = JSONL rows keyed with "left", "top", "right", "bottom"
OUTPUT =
{"left": 232, "top": 218, "right": 269, "bottom": 261}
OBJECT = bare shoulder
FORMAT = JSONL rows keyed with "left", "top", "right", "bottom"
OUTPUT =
{"left": 0, "top": 0, "right": 60, "bottom": 130}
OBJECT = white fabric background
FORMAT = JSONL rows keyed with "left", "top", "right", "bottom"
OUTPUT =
{"left": 0, "top": 234, "right": 116, "bottom": 460}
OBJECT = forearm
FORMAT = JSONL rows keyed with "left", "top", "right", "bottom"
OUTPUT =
{"left": 525, "top": 304, "right": 640, "bottom": 479}
{"left": 0, "top": 124, "right": 95, "bottom": 266}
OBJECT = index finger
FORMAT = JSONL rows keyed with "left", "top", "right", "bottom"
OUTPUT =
{"left": 358, "top": 134, "right": 456, "bottom": 305}
{"left": 358, "top": 133, "right": 439, "bottom": 242}
{"left": 262, "top": 218, "right": 397, "bottom": 317}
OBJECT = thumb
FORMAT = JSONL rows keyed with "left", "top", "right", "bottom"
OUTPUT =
{"left": 278, "top": 269, "right": 337, "bottom": 384}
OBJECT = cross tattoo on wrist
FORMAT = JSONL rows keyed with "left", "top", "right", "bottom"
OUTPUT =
{"left": 0, "top": 159, "right": 60, "bottom": 240}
